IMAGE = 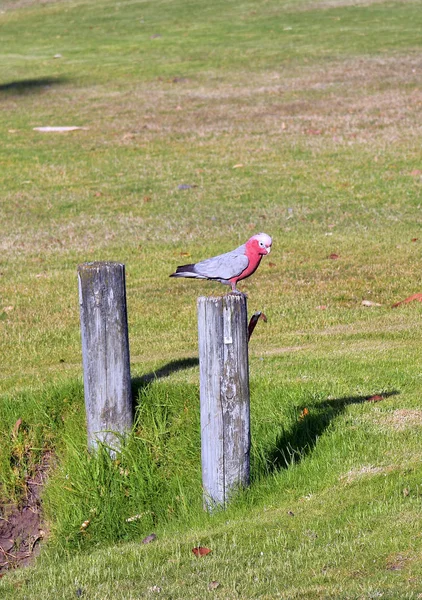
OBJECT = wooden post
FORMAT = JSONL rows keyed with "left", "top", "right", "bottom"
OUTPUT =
{"left": 197, "top": 294, "right": 250, "bottom": 510}
{"left": 78, "top": 261, "right": 133, "bottom": 452}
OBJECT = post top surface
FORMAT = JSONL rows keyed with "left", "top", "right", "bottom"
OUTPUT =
{"left": 78, "top": 261, "right": 125, "bottom": 272}
{"left": 197, "top": 293, "right": 247, "bottom": 305}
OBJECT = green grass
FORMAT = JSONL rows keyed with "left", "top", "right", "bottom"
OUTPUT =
{"left": 1, "top": 0, "right": 422, "bottom": 596}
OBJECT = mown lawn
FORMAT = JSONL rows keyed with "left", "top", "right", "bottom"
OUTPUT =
{"left": 0, "top": 0, "right": 422, "bottom": 597}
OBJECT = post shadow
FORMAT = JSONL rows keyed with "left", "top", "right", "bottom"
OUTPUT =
{"left": 265, "top": 390, "right": 400, "bottom": 472}
{"left": 131, "top": 357, "right": 199, "bottom": 405}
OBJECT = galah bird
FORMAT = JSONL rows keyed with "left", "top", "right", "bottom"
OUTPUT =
{"left": 170, "top": 233, "right": 272, "bottom": 292}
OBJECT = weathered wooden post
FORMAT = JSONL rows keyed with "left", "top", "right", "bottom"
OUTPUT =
{"left": 78, "top": 261, "right": 133, "bottom": 452}
{"left": 197, "top": 293, "right": 250, "bottom": 510}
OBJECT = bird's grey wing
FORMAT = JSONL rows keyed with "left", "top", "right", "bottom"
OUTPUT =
{"left": 194, "top": 245, "right": 248, "bottom": 280}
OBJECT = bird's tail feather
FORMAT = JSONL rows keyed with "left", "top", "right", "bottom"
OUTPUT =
{"left": 170, "top": 264, "right": 206, "bottom": 279}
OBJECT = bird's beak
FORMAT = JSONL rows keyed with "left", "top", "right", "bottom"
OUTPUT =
{"left": 266, "top": 246, "right": 271, "bottom": 254}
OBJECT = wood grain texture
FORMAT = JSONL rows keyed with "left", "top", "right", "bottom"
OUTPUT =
{"left": 197, "top": 294, "right": 250, "bottom": 510}
{"left": 78, "top": 262, "right": 133, "bottom": 452}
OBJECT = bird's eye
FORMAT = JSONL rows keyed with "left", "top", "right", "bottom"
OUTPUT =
{"left": 259, "top": 241, "right": 265, "bottom": 247}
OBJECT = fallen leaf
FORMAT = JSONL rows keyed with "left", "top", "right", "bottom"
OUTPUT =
{"left": 11, "top": 418, "right": 22, "bottom": 438}
{"left": 299, "top": 408, "right": 309, "bottom": 420}
{"left": 411, "top": 238, "right": 418, "bottom": 242}
{"left": 362, "top": 300, "right": 382, "bottom": 307}
{"left": 268, "top": 262, "right": 276, "bottom": 268}
{"left": 367, "top": 395, "right": 384, "bottom": 403}
{"left": 232, "top": 164, "right": 244, "bottom": 169}
{"left": 328, "top": 253, "right": 339, "bottom": 260}
{"left": 208, "top": 581, "right": 220, "bottom": 590}
{"left": 180, "top": 252, "right": 191, "bottom": 257}
{"left": 392, "top": 293, "right": 422, "bottom": 308}
{"left": 141, "top": 533, "right": 157, "bottom": 544}
{"left": 192, "top": 546, "right": 212, "bottom": 557}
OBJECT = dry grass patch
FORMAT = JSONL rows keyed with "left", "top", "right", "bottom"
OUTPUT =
{"left": 341, "top": 463, "right": 396, "bottom": 483}
{"left": 381, "top": 408, "right": 422, "bottom": 431}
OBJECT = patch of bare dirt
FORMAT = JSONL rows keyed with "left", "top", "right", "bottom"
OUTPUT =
{"left": 0, "top": 455, "right": 49, "bottom": 575}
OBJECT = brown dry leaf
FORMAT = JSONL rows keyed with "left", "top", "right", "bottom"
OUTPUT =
{"left": 328, "top": 253, "right": 339, "bottom": 260}
{"left": 411, "top": 238, "right": 418, "bottom": 242}
{"left": 268, "top": 262, "right": 276, "bottom": 268}
{"left": 367, "top": 395, "right": 384, "bottom": 403}
{"left": 299, "top": 408, "right": 309, "bottom": 420}
{"left": 180, "top": 252, "right": 191, "bottom": 257}
{"left": 192, "top": 546, "right": 212, "bottom": 557}
{"left": 208, "top": 581, "right": 220, "bottom": 590}
{"left": 392, "top": 293, "right": 422, "bottom": 308}
{"left": 11, "top": 418, "right": 22, "bottom": 438}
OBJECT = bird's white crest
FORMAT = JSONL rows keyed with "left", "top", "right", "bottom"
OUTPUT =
{"left": 251, "top": 233, "right": 272, "bottom": 245}
{"left": 250, "top": 233, "right": 272, "bottom": 252}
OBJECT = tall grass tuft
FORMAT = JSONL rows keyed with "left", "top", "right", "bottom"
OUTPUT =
{"left": 42, "top": 382, "right": 203, "bottom": 549}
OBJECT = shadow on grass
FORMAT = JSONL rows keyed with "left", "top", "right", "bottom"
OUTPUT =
{"left": 131, "top": 357, "right": 199, "bottom": 401}
{"left": 267, "top": 390, "right": 400, "bottom": 472}
{"left": 0, "top": 77, "right": 68, "bottom": 94}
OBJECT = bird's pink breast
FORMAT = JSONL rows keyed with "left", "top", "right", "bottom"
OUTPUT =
{"left": 230, "top": 244, "right": 262, "bottom": 284}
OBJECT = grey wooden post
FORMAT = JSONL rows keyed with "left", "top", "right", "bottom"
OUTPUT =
{"left": 78, "top": 262, "right": 133, "bottom": 452}
{"left": 197, "top": 294, "right": 250, "bottom": 510}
